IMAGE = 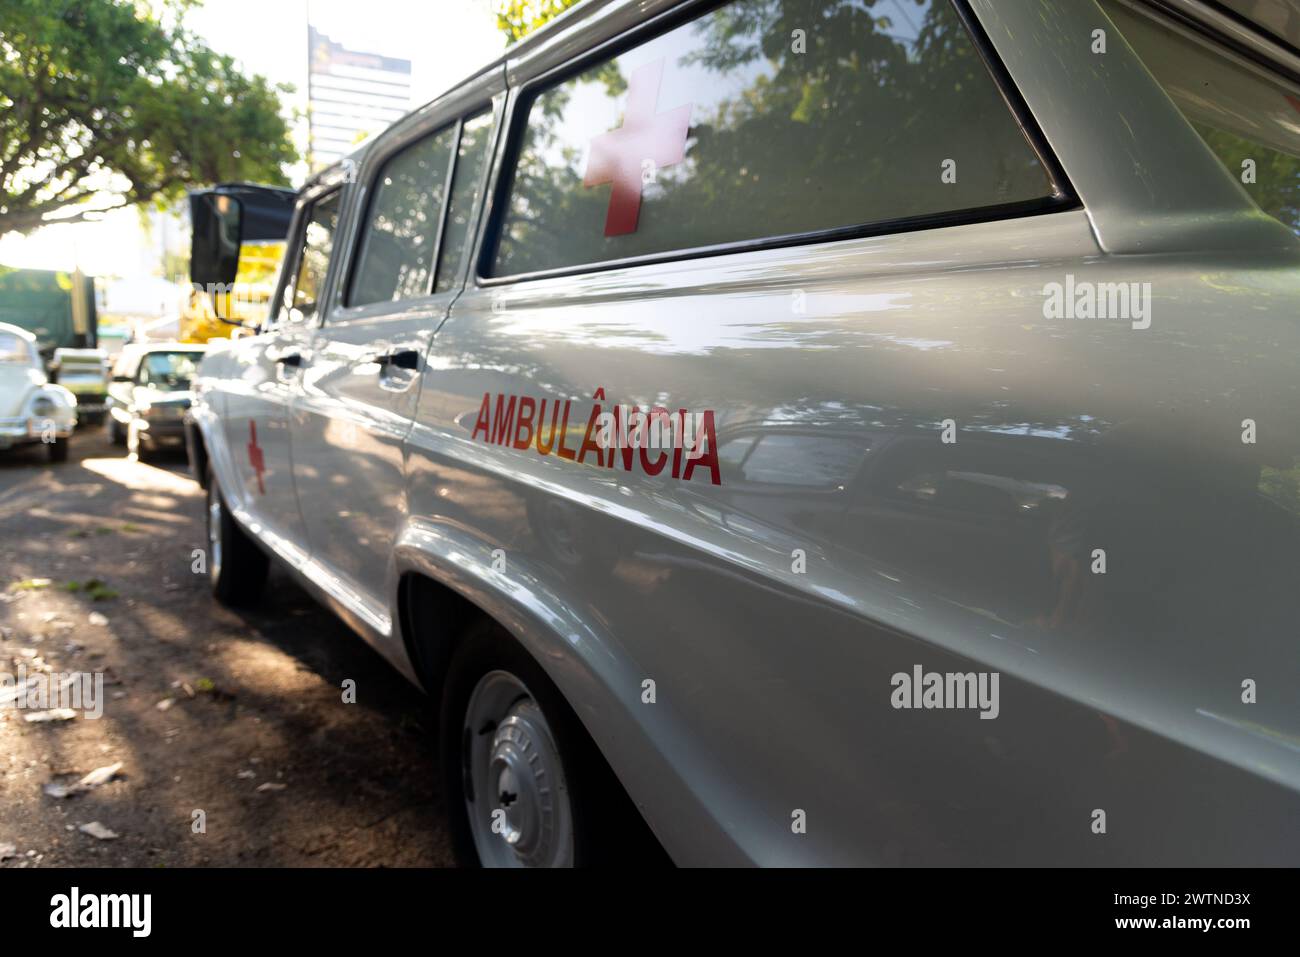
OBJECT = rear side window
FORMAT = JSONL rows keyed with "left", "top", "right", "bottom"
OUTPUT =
{"left": 1102, "top": 0, "right": 1300, "bottom": 233}
{"left": 349, "top": 126, "right": 457, "bottom": 306}
{"left": 491, "top": 0, "right": 1056, "bottom": 277}
{"left": 0, "top": 332, "right": 31, "bottom": 364}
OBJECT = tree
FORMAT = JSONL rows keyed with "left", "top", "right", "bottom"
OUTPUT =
{"left": 0, "top": 0, "right": 297, "bottom": 237}
{"left": 495, "top": 0, "right": 584, "bottom": 45}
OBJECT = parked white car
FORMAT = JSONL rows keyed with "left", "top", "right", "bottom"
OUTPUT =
{"left": 186, "top": 0, "right": 1300, "bottom": 866}
{"left": 0, "top": 322, "right": 76, "bottom": 462}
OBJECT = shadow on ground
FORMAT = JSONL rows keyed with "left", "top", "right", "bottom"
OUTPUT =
{"left": 0, "top": 432, "right": 453, "bottom": 867}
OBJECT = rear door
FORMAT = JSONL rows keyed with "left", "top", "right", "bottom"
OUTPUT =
{"left": 291, "top": 73, "right": 503, "bottom": 628}
{"left": 218, "top": 184, "right": 343, "bottom": 551}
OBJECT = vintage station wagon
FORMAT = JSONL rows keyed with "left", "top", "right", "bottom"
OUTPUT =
{"left": 185, "top": 0, "right": 1300, "bottom": 866}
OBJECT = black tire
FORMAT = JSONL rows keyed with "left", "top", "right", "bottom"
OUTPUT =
{"left": 106, "top": 413, "right": 125, "bottom": 446}
{"left": 439, "top": 618, "right": 668, "bottom": 868}
{"left": 205, "top": 463, "right": 269, "bottom": 607}
{"left": 46, "top": 437, "right": 69, "bottom": 463}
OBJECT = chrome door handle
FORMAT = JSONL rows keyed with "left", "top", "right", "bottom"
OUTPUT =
{"left": 372, "top": 349, "right": 419, "bottom": 371}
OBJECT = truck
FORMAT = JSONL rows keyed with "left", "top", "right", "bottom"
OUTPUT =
{"left": 0, "top": 266, "right": 98, "bottom": 356}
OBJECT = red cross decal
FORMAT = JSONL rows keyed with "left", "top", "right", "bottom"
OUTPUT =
{"left": 583, "top": 58, "right": 692, "bottom": 237}
{"left": 247, "top": 420, "right": 266, "bottom": 495}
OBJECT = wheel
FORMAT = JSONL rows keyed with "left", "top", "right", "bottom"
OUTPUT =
{"left": 46, "top": 436, "right": 69, "bottom": 463}
{"left": 205, "top": 463, "right": 269, "bottom": 607}
{"left": 439, "top": 619, "right": 668, "bottom": 868}
{"left": 105, "top": 412, "right": 125, "bottom": 446}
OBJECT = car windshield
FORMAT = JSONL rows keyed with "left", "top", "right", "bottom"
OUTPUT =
{"left": 139, "top": 352, "right": 203, "bottom": 391}
{"left": 0, "top": 332, "right": 33, "bottom": 365}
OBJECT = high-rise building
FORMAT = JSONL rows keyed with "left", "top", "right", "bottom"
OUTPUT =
{"left": 307, "top": 25, "right": 412, "bottom": 170}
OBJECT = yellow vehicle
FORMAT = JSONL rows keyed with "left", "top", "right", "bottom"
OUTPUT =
{"left": 180, "top": 239, "right": 286, "bottom": 342}
{"left": 185, "top": 184, "right": 296, "bottom": 341}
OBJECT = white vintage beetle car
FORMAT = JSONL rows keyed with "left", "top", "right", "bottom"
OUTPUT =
{"left": 0, "top": 321, "right": 76, "bottom": 462}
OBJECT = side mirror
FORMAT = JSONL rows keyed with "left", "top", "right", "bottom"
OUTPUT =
{"left": 188, "top": 184, "right": 297, "bottom": 328}
{"left": 190, "top": 192, "right": 244, "bottom": 290}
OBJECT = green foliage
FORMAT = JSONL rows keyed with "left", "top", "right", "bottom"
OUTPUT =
{"left": 495, "top": 0, "right": 584, "bottom": 45}
{"left": 1260, "top": 457, "right": 1300, "bottom": 516}
{"left": 1193, "top": 123, "right": 1300, "bottom": 233}
{"left": 0, "top": 0, "right": 297, "bottom": 236}
{"left": 61, "top": 577, "right": 117, "bottom": 599}
{"left": 9, "top": 578, "right": 51, "bottom": 590}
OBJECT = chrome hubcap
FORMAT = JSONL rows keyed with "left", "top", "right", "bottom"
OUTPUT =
{"left": 463, "top": 670, "right": 574, "bottom": 867}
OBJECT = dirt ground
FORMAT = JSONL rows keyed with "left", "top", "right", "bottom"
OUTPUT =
{"left": 0, "top": 429, "right": 454, "bottom": 867}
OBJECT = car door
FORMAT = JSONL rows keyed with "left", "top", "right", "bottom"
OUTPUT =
{"left": 218, "top": 184, "right": 343, "bottom": 554}
{"left": 291, "top": 77, "right": 502, "bottom": 630}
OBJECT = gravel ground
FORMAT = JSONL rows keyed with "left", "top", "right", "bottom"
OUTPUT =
{"left": 0, "top": 429, "right": 454, "bottom": 867}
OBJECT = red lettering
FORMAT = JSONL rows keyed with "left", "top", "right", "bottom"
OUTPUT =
{"left": 682, "top": 410, "right": 721, "bottom": 486}
{"left": 671, "top": 409, "right": 687, "bottom": 478}
{"left": 471, "top": 393, "right": 492, "bottom": 442}
{"left": 513, "top": 397, "right": 537, "bottom": 450}
{"left": 640, "top": 406, "right": 670, "bottom": 476}
{"left": 491, "top": 395, "right": 517, "bottom": 446}
{"left": 556, "top": 401, "right": 577, "bottom": 460}
{"left": 578, "top": 402, "right": 605, "bottom": 467}
{"left": 535, "top": 399, "right": 557, "bottom": 455}
{"left": 613, "top": 404, "right": 637, "bottom": 471}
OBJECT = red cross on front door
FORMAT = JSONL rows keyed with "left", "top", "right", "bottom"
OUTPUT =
{"left": 247, "top": 420, "right": 266, "bottom": 495}
{"left": 583, "top": 58, "right": 692, "bottom": 237}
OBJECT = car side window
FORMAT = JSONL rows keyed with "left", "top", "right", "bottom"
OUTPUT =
{"left": 491, "top": 0, "right": 1058, "bottom": 277}
{"left": 348, "top": 126, "right": 457, "bottom": 306}
{"left": 282, "top": 190, "right": 341, "bottom": 325}
{"left": 434, "top": 109, "right": 494, "bottom": 293}
{"left": 0, "top": 332, "right": 31, "bottom": 364}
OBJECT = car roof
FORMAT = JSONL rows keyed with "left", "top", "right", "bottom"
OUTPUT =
{"left": 0, "top": 321, "right": 37, "bottom": 343}
{"left": 305, "top": 0, "right": 1300, "bottom": 193}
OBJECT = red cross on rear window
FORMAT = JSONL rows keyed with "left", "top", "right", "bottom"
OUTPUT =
{"left": 583, "top": 58, "right": 692, "bottom": 237}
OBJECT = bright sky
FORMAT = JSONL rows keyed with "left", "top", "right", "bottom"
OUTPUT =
{"left": 0, "top": 0, "right": 507, "bottom": 281}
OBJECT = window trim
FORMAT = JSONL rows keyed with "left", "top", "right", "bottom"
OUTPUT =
{"left": 1138, "top": 0, "right": 1300, "bottom": 85}
{"left": 434, "top": 106, "right": 498, "bottom": 295}
{"left": 476, "top": 0, "right": 1078, "bottom": 287}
